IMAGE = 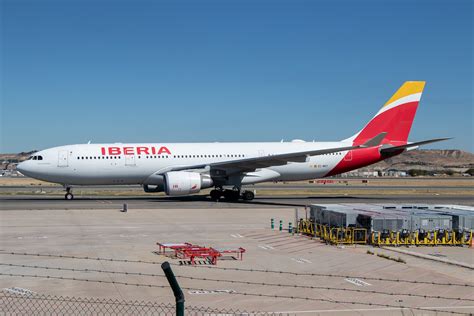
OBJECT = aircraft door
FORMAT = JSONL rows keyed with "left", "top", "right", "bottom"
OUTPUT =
{"left": 58, "top": 150, "right": 69, "bottom": 167}
{"left": 125, "top": 155, "right": 136, "bottom": 166}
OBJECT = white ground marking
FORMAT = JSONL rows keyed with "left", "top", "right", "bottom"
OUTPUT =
{"left": 3, "top": 288, "right": 36, "bottom": 296}
{"left": 345, "top": 278, "right": 372, "bottom": 286}
{"left": 188, "top": 289, "right": 235, "bottom": 295}
{"left": 17, "top": 236, "right": 48, "bottom": 240}
{"left": 118, "top": 234, "right": 148, "bottom": 238}
{"left": 291, "top": 257, "right": 312, "bottom": 264}
{"left": 258, "top": 245, "right": 275, "bottom": 250}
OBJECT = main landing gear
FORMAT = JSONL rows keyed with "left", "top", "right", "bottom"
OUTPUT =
{"left": 65, "top": 187, "right": 74, "bottom": 200}
{"left": 210, "top": 188, "right": 255, "bottom": 202}
{"left": 241, "top": 190, "right": 255, "bottom": 201}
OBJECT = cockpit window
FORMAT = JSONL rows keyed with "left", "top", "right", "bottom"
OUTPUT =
{"left": 37, "top": 156, "right": 43, "bottom": 160}
{"left": 33, "top": 156, "right": 37, "bottom": 160}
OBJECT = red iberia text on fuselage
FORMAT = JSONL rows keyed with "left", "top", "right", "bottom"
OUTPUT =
{"left": 100, "top": 146, "right": 172, "bottom": 156}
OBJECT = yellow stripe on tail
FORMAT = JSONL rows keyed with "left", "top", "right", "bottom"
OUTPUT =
{"left": 384, "top": 81, "right": 425, "bottom": 107}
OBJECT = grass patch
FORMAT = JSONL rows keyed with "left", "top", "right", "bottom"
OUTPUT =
{"left": 376, "top": 252, "right": 406, "bottom": 264}
{"left": 377, "top": 253, "right": 391, "bottom": 259}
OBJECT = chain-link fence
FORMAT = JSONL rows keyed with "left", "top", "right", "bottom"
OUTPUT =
{"left": 0, "top": 292, "right": 286, "bottom": 315}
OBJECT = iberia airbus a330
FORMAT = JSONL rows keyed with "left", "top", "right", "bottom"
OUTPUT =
{"left": 17, "top": 82, "right": 448, "bottom": 201}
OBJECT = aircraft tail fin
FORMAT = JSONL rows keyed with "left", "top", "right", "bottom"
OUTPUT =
{"left": 345, "top": 81, "right": 426, "bottom": 146}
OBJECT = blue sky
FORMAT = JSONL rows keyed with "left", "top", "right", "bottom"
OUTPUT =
{"left": 1, "top": 0, "right": 472, "bottom": 153}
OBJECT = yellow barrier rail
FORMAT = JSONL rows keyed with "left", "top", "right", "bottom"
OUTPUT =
{"left": 327, "top": 227, "right": 367, "bottom": 245}
{"left": 298, "top": 220, "right": 367, "bottom": 244}
{"left": 297, "top": 219, "right": 472, "bottom": 247}
{"left": 371, "top": 230, "right": 473, "bottom": 247}
{"left": 298, "top": 219, "right": 315, "bottom": 236}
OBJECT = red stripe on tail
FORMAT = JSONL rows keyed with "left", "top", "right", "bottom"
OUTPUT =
{"left": 353, "top": 101, "right": 419, "bottom": 146}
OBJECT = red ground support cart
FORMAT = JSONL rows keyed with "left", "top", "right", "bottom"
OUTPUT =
{"left": 156, "top": 242, "right": 193, "bottom": 255}
{"left": 178, "top": 247, "right": 222, "bottom": 265}
{"left": 156, "top": 242, "right": 246, "bottom": 265}
{"left": 213, "top": 247, "right": 246, "bottom": 260}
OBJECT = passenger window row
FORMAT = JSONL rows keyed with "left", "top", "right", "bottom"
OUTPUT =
{"left": 141, "top": 156, "right": 169, "bottom": 159}
{"left": 77, "top": 156, "right": 121, "bottom": 160}
{"left": 34, "top": 152, "right": 339, "bottom": 162}
{"left": 76, "top": 154, "right": 246, "bottom": 160}
{"left": 171, "top": 154, "right": 245, "bottom": 158}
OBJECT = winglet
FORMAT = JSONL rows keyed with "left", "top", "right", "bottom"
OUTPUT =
{"left": 361, "top": 132, "right": 387, "bottom": 148}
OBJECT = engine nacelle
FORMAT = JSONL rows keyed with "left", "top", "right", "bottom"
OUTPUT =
{"left": 164, "top": 171, "right": 213, "bottom": 196}
{"left": 143, "top": 184, "right": 164, "bottom": 193}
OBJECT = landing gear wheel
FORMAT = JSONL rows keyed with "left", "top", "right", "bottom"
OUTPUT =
{"left": 223, "top": 190, "right": 240, "bottom": 202}
{"left": 242, "top": 190, "right": 255, "bottom": 201}
{"left": 64, "top": 186, "right": 74, "bottom": 200}
{"left": 210, "top": 190, "right": 221, "bottom": 201}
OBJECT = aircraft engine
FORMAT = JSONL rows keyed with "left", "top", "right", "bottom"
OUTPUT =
{"left": 143, "top": 184, "right": 164, "bottom": 193}
{"left": 164, "top": 171, "right": 213, "bottom": 196}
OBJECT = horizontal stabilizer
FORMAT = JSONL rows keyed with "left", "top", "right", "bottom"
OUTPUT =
{"left": 380, "top": 138, "right": 451, "bottom": 154}
{"left": 361, "top": 132, "right": 387, "bottom": 148}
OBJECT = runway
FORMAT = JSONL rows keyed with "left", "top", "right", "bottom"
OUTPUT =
{"left": 1, "top": 194, "right": 473, "bottom": 210}
{"left": 1, "top": 177, "right": 473, "bottom": 210}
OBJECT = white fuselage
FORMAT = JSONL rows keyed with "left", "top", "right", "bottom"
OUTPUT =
{"left": 18, "top": 141, "right": 351, "bottom": 186}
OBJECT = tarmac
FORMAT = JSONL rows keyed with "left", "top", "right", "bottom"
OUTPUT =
{"left": 1, "top": 183, "right": 473, "bottom": 314}
{"left": 0, "top": 194, "right": 473, "bottom": 211}
{"left": 1, "top": 179, "right": 472, "bottom": 210}
{"left": 1, "top": 207, "right": 474, "bottom": 314}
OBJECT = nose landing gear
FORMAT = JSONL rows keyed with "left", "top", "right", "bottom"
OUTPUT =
{"left": 65, "top": 187, "right": 74, "bottom": 200}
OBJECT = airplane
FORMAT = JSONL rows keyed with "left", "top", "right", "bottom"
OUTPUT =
{"left": 17, "top": 81, "right": 448, "bottom": 201}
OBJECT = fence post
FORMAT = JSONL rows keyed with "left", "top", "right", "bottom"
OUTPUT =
{"left": 294, "top": 208, "right": 298, "bottom": 232}
{"left": 161, "top": 262, "right": 184, "bottom": 316}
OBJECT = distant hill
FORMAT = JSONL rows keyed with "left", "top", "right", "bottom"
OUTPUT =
{"left": 1, "top": 151, "right": 37, "bottom": 169}
{"left": 362, "top": 149, "right": 474, "bottom": 173}
{"left": 1, "top": 151, "right": 37, "bottom": 161}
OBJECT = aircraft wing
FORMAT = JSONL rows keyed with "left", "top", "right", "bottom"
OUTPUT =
{"left": 164, "top": 132, "right": 387, "bottom": 175}
{"left": 379, "top": 138, "right": 451, "bottom": 154}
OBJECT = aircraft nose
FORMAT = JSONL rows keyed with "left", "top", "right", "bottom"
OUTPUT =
{"left": 16, "top": 161, "right": 30, "bottom": 176}
{"left": 16, "top": 161, "right": 24, "bottom": 172}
